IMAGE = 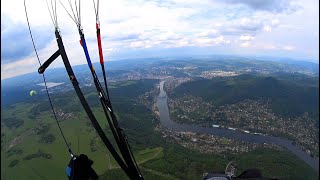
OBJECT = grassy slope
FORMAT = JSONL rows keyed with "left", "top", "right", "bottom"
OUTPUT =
{"left": 1, "top": 80, "right": 164, "bottom": 180}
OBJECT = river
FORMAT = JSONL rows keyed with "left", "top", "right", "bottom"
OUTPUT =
{"left": 156, "top": 81, "right": 319, "bottom": 172}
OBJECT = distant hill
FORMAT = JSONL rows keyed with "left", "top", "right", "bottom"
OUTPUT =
{"left": 0, "top": 61, "right": 136, "bottom": 106}
{"left": 171, "top": 74, "right": 319, "bottom": 125}
{"left": 2, "top": 56, "right": 318, "bottom": 107}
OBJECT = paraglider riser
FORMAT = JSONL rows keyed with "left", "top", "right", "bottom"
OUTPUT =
{"left": 53, "top": 29, "right": 141, "bottom": 180}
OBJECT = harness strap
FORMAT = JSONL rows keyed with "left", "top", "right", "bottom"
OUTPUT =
{"left": 66, "top": 154, "right": 98, "bottom": 180}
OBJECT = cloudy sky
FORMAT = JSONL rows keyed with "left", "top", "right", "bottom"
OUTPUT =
{"left": 1, "top": 0, "right": 319, "bottom": 79}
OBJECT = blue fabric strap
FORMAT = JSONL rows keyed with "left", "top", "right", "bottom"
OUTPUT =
{"left": 66, "top": 166, "right": 72, "bottom": 177}
{"left": 81, "top": 38, "right": 93, "bottom": 69}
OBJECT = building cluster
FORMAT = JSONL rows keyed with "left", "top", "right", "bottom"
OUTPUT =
{"left": 163, "top": 77, "right": 192, "bottom": 93}
{"left": 54, "top": 108, "right": 77, "bottom": 121}
{"left": 154, "top": 124, "right": 281, "bottom": 154}
{"left": 168, "top": 96, "right": 319, "bottom": 157}
{"left": 200, "top": 70, "right": 239, "bottom": 79}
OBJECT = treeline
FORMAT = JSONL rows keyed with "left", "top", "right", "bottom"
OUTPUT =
{"left": 109, "top": 79, "right": 159, "bottom": 102}
{"left": 2, "top": 117, "right": 24, "bottom": 129}
{"left": 23, "top": 149, "right": 52, "bottom": 160}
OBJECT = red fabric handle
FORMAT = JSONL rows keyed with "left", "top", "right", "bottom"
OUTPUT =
{"left": 96, "top": 23, "right": 104, "bottom": 64}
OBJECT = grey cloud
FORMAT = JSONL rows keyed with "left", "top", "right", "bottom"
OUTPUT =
{"left": 151, "top": 0, "right": 176, "bottom": 8}
{"left": 223, "top": 0, "right": 298, "bottom": 13}
{"left": 220, "top": 27, "right": 259, "bottom": 36}
{"left": 1, "top": 22, "right": 53, "bottom": 64}
{"left": 219, "top": 20, "right": 263, "bottom": 36}
{"left": 221, "top": 28, "right": 249, "bottom": 35}
{"left": 108, "top": 33, "right": 141, "bottom": 41}
{"left": 236, "top": 24, "right": 262, "bottom": 33}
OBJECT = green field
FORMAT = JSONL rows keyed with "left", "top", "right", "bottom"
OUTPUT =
{"left": 1, "top": 79, "right": 318, "bottom": 180}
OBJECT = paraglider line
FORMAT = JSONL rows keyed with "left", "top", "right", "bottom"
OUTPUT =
{"left": 46, "top": 0, "right": 56, "bottom": 27}
{"left": 59, "top": 0, "right": 77, "bottom": 25}
{"left": 24, "top": 0, "right": 73, "bottom": 155}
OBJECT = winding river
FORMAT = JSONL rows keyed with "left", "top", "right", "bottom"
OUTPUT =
{"left": 156, "top": 81, "right": 319, "bottom": 172}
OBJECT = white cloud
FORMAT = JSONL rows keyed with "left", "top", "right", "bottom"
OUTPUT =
{"left": 156, "top": 31, "right": 181, "bottom": 41}
{"left": 194, "top": 35, "right": 229, "bottom": 46}
{"left": 263, "top": 25, "right": 272, "bottom": 32}
{"left": 239, "top": 35, "right": 255, "bottom": 41}
{"left": 239, "top": 18, "right": 263, "bottom": 30}
{"left": 240, "top": 41, "right": 250, "bottom": 47}
{"left": 177, "top": 39, "right": 190, "bottom": 46}
{"left": 283, "top": 45, "right": 295, "bottom": 51}
{"left": 271, "top": 19, "right": 280, "bottom": 26}
{"left": 130, "top": 40, "right": 152, "bottom": 49}
{"left": 1, "top": 0, "right": 319, "bottom": 79}
{"left": 1, "top": 55, "right": 38, "bottom": 79}
{"left": 197, "top": 29, "right": 218, "bottom": 37}
{"left": 262, "top": 44, "right": 277, "bottom": 50}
